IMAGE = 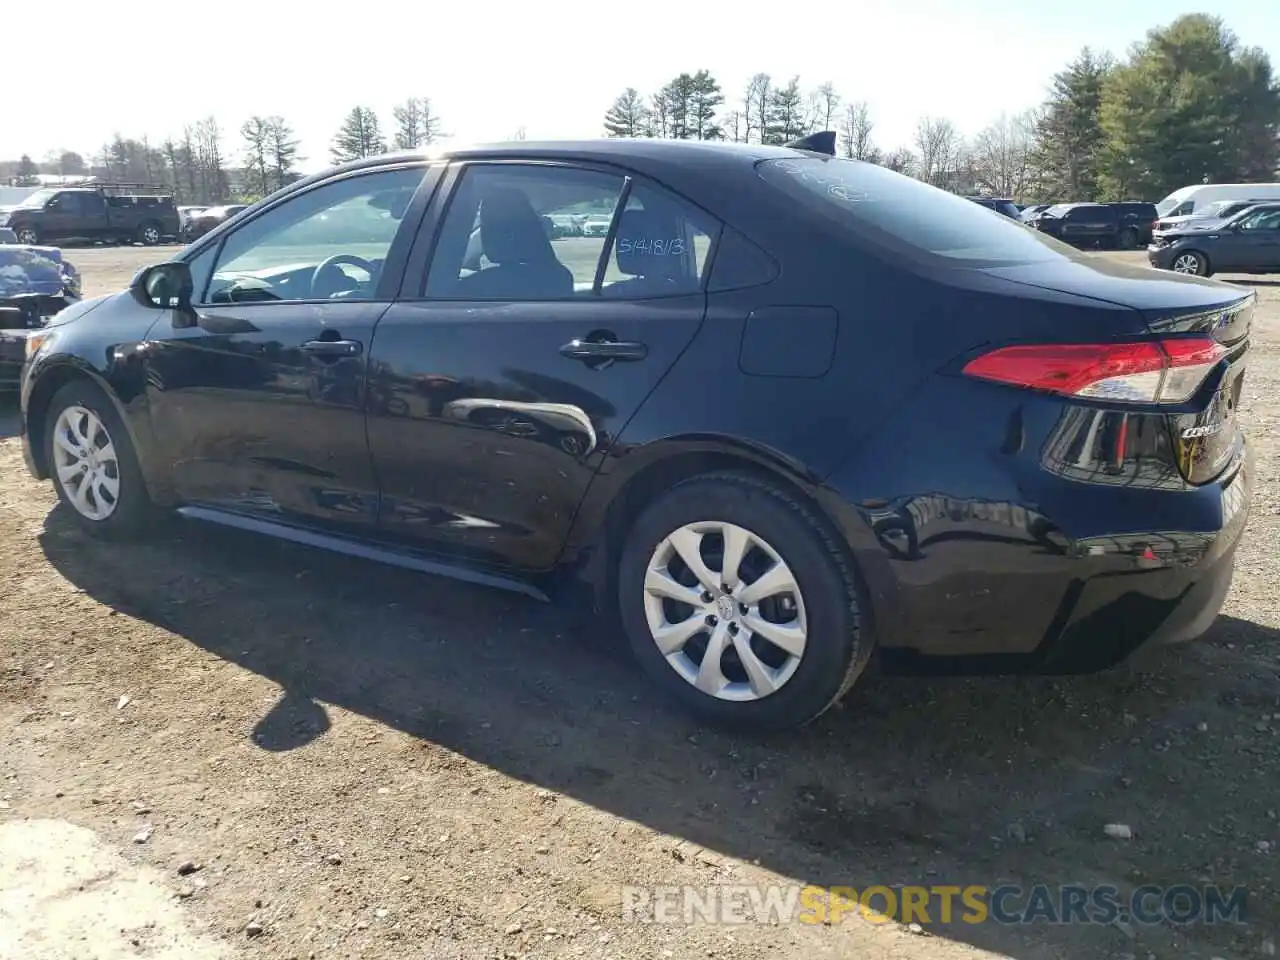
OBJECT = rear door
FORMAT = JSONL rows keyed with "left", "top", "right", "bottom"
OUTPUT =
{"left": 80, "top": 192, "right": 111, "bottom": 239}
{"left": 366, "top": 159, "right": 716, "bottom": 570}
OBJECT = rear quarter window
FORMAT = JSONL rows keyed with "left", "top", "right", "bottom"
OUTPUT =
{"left": 757, "top": 157, "right": 1071, "bottom": 267}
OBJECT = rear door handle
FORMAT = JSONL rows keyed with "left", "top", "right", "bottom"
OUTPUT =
{"left": 559, "top": 339, "right": 647, "bottom": 364}
{"left": 301, "top": 339, "right": 362, "bottom": 357}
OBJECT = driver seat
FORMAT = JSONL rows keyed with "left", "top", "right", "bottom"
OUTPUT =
{"left": 454, "top": 188, "right": 573, "bottom": 299}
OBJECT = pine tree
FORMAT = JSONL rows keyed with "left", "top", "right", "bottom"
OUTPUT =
{"left": 1030, "top": 48, "right": 1112, "bottom": 200}
{"left": 603, "top": 88, "right": 649, "bottom": 137}
{"left": 265, "top": 117, "right": 302, "bottom": 190}
{"left": 331, "top": 107, "right": 386, "bottom": 164}
{"left": 765, "top": 76, "right": 806, "bottom": 144}
{"left": 688, "top": 70, "right": 724, "bottom": 140}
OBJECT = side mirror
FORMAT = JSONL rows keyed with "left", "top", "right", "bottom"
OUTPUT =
{"left": 129, "top": 261, "right": 197, "bottom": 326}
{"left": 130, "top": 261, "right": 192, "bottom": 308}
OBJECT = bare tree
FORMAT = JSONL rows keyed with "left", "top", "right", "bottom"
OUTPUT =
{"left": 840, "top": 101, "right": 879, "bottom": 161}
{"left": 970, "top": 111, "right": 1036, "bottom": 199}
{"left": 809, "top": 82, "right": 840, "bottom": 133}
{"left": 881, "top": 147, "right": 916, "bottom": 175}
{"left": 241, "top": 116, "right": 272, "bottom": 196}
{"left": 913, "top": 116, "right": 962, "bottom": 187}
{"left": 392, "top": 97, "right": 444, "bottom": 150}
{"left": 742, "top": 73, "right": 771, "bottom": 144}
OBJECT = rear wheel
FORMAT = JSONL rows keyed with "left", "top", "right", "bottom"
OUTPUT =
{"left": 45, "top": 380, "right": 159, "bottom": 539}
{"left": 136, "top": 221, "right": 162, "bottom": 246}
{"left": 617, "top": 472, "right": 871, "bottom": 732}
{"left": 1171, "top": 250, "right": 1209, "bottom": 276}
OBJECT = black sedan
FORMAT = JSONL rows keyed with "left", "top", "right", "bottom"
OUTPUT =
{"left": 18, "top": 135, "right": 1253, "bottom": 732}
{"left": 1148, "top": 202, "right": 1280, "bottom": 276}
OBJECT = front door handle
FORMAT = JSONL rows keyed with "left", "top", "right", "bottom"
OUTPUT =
{"left": 301, "top": 339, "right": 362, "bottom": 358}
{"left": 559, "top": 338, "right": 647, "bottom": 364}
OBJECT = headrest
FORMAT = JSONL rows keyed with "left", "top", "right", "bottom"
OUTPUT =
{"left": 613, "top": 208, "right": 688, "bottom": 279}
{"left": 479, "top": 187, "right": 554, "bottom": 265}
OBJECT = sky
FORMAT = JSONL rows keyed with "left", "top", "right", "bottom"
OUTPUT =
{"left": 4, "top": 0, "right": 1277, "bottom": 174}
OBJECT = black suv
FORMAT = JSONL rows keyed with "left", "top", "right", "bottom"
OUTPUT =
{"left": 1027, "top": 203, "right": 1120, "bottom": 247}
{"left": 1110, "top": 202, "right": 1159, "bottom": 249}
{"left": 965, "top": 197, "right": 1020, "bottom": 219}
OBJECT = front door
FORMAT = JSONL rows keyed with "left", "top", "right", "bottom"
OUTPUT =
{"left": 144, "top": 164, "right": 434, "bottom": 535}
{"left": 39, "top": 192, "right": 82, "bottom": 242}
{"left": 366, "top": 160, "right": 717, "bottom": 570}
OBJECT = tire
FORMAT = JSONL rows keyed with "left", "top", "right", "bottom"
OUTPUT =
{"left": 14, "top": 226, "right": 39, "bottom": 245}
{"left": 1171, "top": 250, "right": 1209, "bottom": 276}
{"left": 44, "top": 380, "right": 159, "bottom": 540}
{"left": 136, "top": 221, "right": 162, "bottom": 246}
{"left": 617, "top": 471, "right": 871, "bottom": 732}
{"left": 1118, "top": 228, "right": 1139, "bottom": 250}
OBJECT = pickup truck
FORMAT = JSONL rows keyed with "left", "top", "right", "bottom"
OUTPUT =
{"left": 0, "top": 186, "right": 181, "bottom": 246}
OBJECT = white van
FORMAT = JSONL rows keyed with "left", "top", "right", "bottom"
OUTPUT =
{"left": 1155, "top": 183, "right": 1280, "bottom": 218}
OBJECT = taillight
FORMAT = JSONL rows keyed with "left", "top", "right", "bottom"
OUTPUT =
{"left": 962, "top": 337, "right": 1227, "bottom": 403}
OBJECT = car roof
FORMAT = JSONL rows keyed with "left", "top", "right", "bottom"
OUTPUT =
{"left": 309, "top": 138, "right": 820, "bottom": 191}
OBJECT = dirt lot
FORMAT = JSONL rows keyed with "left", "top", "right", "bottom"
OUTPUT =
{"left": 1, "top": 246, "right": 1277, "bottom": 960}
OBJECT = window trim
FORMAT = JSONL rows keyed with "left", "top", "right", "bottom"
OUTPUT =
{"left": 188, "top": 162, "right": 440, "bottom": 307}
{"left": 401, "top": 158, "right": 722, "bottom": 304}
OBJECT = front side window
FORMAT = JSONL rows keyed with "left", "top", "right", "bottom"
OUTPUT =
{"left": 1237, "top": 209, "right": 1280, "bottom": 232}
{"left": 202, "top": 166, "right": 425, "bottom": 304}
{"left": 759, "top": 157, "right": 1078, "bottom": 266}
{"left": 424, "top": 164, "right": 715, "bottom": 301}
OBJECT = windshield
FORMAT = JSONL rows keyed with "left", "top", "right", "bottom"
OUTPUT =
{"left": 757, "top": 157, "right": 1075, "bottom": 267}
{"left": 1155, "top": 190, "right": 1195, "bottom": 217}
{"left": 16, "top": 189, "right": 57, "bottom": 209}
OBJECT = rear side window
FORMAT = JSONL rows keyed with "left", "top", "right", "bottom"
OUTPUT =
{"left": 757, "top": 157, "right": 1071, "bottom": 266}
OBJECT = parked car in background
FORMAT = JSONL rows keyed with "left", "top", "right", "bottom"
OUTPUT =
{"left": 177, "top": 205, "right": 208, "bottom": 235}
{"left": 1148, "top": 201, "right": 1280, "bottom": 276}
{"left": 0, "top": 185, "right": 180, "bottom": 246}
{"left": 1154, "top": 198, "right": 1270, "bottom": 234}
{"left": 1027, "top": 203, "right": 1121, "bottom": 247}
{"left": 1109, "top": 201, "right": 1159, "bottom": 249}
{"left": 1155, "top": 183, "right": 1280, "bottom": 219}
{"left": 0, "top": 237, "right": 81, "bottom": 388}
{"left": 965, "top": 197, "right": 1021, "bottom": 219}
{"left": 1019, "top": 204, "right": 1053, "bottom": 222}
{"left": 183, "top": 204, "right": 249, "bottom": 241}
{"left": 17, "top": 134, "right": 1254, "bottom": 732}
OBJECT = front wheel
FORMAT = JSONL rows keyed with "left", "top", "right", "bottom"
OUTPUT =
{"left": 1117, "top": 227, "right": 1139, "bottom": 250}
{"left": 14, "top": 226, "right": 39, "bottom": 245}
{"left": 1171, "top": 250, "right": 1209, "bottom": 276}
{"left": 617, "top": 472, "right": 871, "bottom": 732}
{"left": 45, "top": 380, "right": 159, "bottom": 539}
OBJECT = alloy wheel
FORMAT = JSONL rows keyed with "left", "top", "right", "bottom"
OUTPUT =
{"left": 16, "top": 228, "right": 37, "bottom": 245}
{"left": 51, "top": 405, "right": 121, "bottom": 521}
{"left": 642, "top": 521, "right": 807, "bottom": 701}
{"left": 1172, "top": 253, "right": 1202, "bottom": 275}
{"left": 142, "top": 225, "right": 160, "bottom": 244}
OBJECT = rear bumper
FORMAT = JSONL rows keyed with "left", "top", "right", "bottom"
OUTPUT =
{"left": 819, "top": 386, "right": 1253, "bottom": 673}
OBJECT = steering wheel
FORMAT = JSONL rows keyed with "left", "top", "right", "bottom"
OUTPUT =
{"left": 311, "top": 254, "right": 376, "bottom": 299}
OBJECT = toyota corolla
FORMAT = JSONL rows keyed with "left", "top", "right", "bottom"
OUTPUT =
{"left": 19, "top": 133, "right": 1253, "bottom": 731}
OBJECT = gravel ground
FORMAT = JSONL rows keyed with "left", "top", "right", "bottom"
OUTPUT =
{"left": 0, "top": 247, "right": 1277, "bottom": 960}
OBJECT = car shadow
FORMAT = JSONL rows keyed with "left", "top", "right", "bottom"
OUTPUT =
{"left": 38, "top": 507, "right": 1279, "bottom": 959}
{"left": 0, "top": 395, "right": 21, "bottom": 440}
